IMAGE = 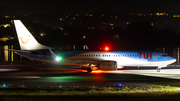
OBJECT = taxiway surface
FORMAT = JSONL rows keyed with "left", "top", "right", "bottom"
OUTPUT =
{"left": 0, "top": 64, "right": 180, "bottom": 87}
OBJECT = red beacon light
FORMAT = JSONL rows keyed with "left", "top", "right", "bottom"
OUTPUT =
{"left": 104, "top": 47, "right": 109, "bottom": 51}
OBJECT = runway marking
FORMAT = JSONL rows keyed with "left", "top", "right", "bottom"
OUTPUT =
{"left": 0, "top": 76, "right": 41, "bottom": 79}
{"left": 123, "top": 69, "right": 180, "bottom": 80}
{"left": 0, "top": 69, "right": 19, "bottom": 72}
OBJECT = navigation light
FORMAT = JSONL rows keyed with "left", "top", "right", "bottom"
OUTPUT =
{"left": 56, "top": 57, "right": 62, "bottom": 61}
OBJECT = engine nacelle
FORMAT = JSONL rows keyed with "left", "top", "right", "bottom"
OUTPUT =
{"left": 98, "top": 61, "right": 117, "bottom": 70}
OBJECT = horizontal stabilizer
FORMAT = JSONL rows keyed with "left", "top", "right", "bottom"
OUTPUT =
{"left": 5, "top": 49, "right": 32, "bottom": 53}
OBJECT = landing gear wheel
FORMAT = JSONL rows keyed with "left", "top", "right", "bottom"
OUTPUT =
{"left": 87, "top": 68, "right": 92, "bottom": 73}
{"left": 157, "top": 69, "right": 160, "bottom": 72}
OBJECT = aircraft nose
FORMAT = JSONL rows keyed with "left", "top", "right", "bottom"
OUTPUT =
{"left": 168, "top": 56, "right": 176, "bottom": 62}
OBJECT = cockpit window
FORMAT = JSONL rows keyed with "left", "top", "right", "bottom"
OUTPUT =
{"left": 162, "top": 54, "right": 169, "bottom": 57}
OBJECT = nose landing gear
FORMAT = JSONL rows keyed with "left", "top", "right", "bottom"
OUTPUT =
{"left": 157, "top": 68, "right": 160, "bottom": 72}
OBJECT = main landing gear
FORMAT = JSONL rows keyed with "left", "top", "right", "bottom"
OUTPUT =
{"left": 87, "top": 64, "right": 93, "bottom": 73}
{"left": 87, "top": 68, "right": 92, "bottom": 72}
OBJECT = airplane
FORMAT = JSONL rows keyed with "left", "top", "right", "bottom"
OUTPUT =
{"left": 8, "top": 20, "right": 176, "bottom": 72}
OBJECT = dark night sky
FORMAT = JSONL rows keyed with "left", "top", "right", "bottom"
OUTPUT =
{"left": 1, "top": 0, "right": 180, "bottom": 15}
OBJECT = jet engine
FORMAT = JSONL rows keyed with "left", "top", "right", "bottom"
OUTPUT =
{"left": 98, "top": 61, "right": 117, "bottom": 70}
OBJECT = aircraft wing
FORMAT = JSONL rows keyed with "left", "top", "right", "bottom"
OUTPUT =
{"left": 5, "top": 49, "right": 32, "bottom": 53}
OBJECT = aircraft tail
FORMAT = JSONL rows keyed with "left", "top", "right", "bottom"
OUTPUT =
{"left": 14, "top": 20, "right": 51, "bottom": 50}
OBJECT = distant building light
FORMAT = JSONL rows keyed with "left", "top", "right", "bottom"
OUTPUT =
{"left": 40, "top": 33, "right": 46, "bottom": 37}
{"left": 112, "top": 27, "right": 114, "bottom": 29}
{"left": 83, "top": 45, "right": 89, "bottom": 49}
{"left": 0, "top": 24, "right": 10, "bottom": 28}
{"left": 73, "top": 45, "right": 75, "bottom": 49}
{"left": 5, "top": 16, "right": 10, "bottom": 18}
{"left": 126, "top": 22, "right": 130, "bottom": 25}
{"left": 59, "top": 27, "right": 63, "bottom": 30}
{"left": 0, "top": 38, "right": 9, "bottom": 41}
{"left": 85, "top": 14, "right": 88, "bottom": 16}
{"left": 173, "top": 14, "right": 180, "bottom": 17}
{"left": 69, "top": 22, "right": 73, "bottom": 25}
{"left": 60, "top": 18, "right": 63, "bottom": 21}
{"left": 88, "top": 27, "right": 90, "bottom": 29}
{"left": 109, "top": 23, "right": 114, "bottom": 26}
{"left": 102, "top": 14, "right": 104, "bottom": 16}
{"left": 156, "top": 13, "right": 160, "bottom": 16}
{"left": 73, "top": 17, "right": 76, "bottom": 20}
{"left": 91, "top": 27, "right": 94, "bottom": 29}
{"left": 64, "top": 33, "right": 69, "bottom": 36}
{"left": 82, "top": 36, "right": 86, "bottom": 39}
{"left": 129, "top": 13, "right": 132, "bottom": 15}
{"left": 76, "top": 14, "right": 80, "bottom": 16}
{"left": 89, "top": 14, "right": 93, "bottom": 17}
{"left": 137, "top": 13, "right": 141, "bottom": 16}
{"left": 115, "top": 16, "right": 118, "bottom": 19}
{"left": 151, "top": 23, "right": 153, "bottom": 26}
{"left": 155, "top": 12, "right": 167, "bottom": 16}
{"left": 103, "top": 23, "right": 106, "bottom": 25}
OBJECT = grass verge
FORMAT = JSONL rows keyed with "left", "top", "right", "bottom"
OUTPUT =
{"left": 1, "top": 85, "right": 180, "bottom": 100}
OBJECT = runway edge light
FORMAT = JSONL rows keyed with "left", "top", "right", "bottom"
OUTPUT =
{"left": 118, "top": 83, "right": 122, "bottom": 87}
{"left": 2, "top": 84, "right": 7, "bottom": 88}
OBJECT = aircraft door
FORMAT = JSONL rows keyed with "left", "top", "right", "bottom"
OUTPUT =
{"left": 153, "top": 52, "right": 157, "bottom": 61}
